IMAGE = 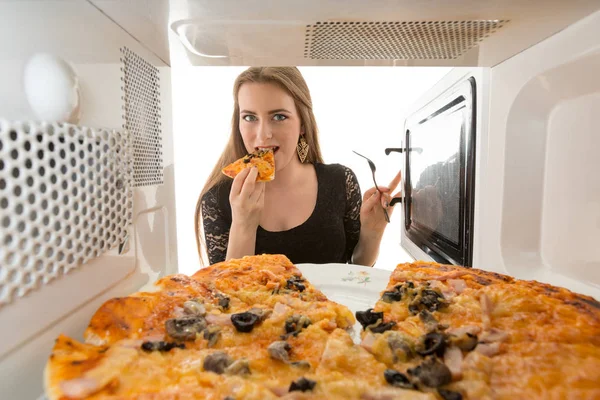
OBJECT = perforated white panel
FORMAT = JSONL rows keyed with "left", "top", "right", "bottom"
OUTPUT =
{"left": 0, "top": 120, "right": 133, "bottom": 307}
{"left": 304, "top": 20, "right": 509, "bottom": 60}
{"left": 121, "top": 47, "right": 164, "bottom": 187}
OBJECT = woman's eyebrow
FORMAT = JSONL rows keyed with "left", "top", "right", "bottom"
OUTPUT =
{"left": 268, "top": 108, "right": 292, "bottom": 114}
{"left": 240, "top": 108, "right": 292, "bottom": 114}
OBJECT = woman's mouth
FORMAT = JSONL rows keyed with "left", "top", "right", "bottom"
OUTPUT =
{"left": 256, "top": 146, "right": 279, "bottom": 154}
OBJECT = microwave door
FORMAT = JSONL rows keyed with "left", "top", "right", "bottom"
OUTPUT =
{"left": 404, "top": 78, "right": 476, "bottom": 267}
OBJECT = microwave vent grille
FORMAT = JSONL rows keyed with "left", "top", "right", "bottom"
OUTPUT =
{"left": 304, "top": 20, "right": 508, "bottom": 60}
{"left": 121, "top": 47, "right": 164, "bottom": 187}
{"left": 0, "top": 121, "right": 133, "bottom": 307}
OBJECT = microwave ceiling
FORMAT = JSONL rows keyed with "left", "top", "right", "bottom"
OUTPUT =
{"left": 89, "top": 0, "right": 600, "bottom": 67}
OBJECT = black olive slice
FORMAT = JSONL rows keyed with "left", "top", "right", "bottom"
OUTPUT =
{"left": 419, "top": 310, "right": 437, "bottom": 325}
{"left": 216, "top": 293, "right": 230, "bottom": 311}
{"left": 408, "top": 303, "right": 420, "bottom": 315}
{"left": 203, "top": 326, "right": 222, "bottom": 347}
{"left": 284, "top": 315, "right": 312, "bottom": 336}
{"left": 286, "top": 276, "right": 306, "bottom": 292}
{"left": 387, "top": 332, "right": 414, "bottom": 362}
{"left": 416, "top": 332, "right": 447, "bottom": 357}
{"left": 407, "top": 357, "right": 452, "bottom": 388}
{"left": 165, "top": 316, "right": 206, "bottom": 341}
{"left": 231, "top": 312, "right": 259, "bottom": 333}
{"left": 420, "top": 289, "right": 447, "bottom": 312}
{"left": 289, "top": 377, "right": 316, "bottom": 392}
{"left": 224, "top": 358, "right": 251, "bottom": 376}
{"left": 381, "top": 290, "right": 402, "bottom": 303}
{"left": 267, "top": 341, "right": 291, "bottom": 362}
{"left": 141, "top": 341, "right": 185, "bottom": 352}
{"left": 203, "top": 351, "right": 233, "bottom": 374}
{"left": 369, "top": 321, "right": 397, "bottom": 334}
{"left": 356, "top": 308, "right": 383, "bottom": 329}
{"left": 383, "top": 369, "right": 415, "bottom": 389}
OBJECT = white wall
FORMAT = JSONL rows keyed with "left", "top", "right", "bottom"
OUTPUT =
{"left": 171, "top": 65, "right": 451, "bottom": 275}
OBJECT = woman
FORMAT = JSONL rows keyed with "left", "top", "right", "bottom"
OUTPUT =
{"left": 195, "top": 67, "right": 400, "bottom": 266}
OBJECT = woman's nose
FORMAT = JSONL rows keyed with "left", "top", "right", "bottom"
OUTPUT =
{"left": 256, "top": 122, "right": 272, "bottom": 140}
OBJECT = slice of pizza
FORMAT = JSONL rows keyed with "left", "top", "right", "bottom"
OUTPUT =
{"left": 192, "top": 254, "right": 356, "bottom": 331}
{"left": 84, "top": 255, "right": 354, "bottom": 352}
{"left": 356, "top": 261, "right": 600, "bottom": 399}
{"left": 222, "top": 148, "right": 275, "bottom": 182}
{"left": 45, "top": 335, "right": 283, "bottom": 400}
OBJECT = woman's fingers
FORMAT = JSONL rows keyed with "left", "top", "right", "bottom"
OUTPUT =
{"left": 362, "top": 190, "right": 381, "bottom": 212}
{"left": 381, "top": 191, "right": 392, "bottom": 208}
{"left": 380, "top": 172, "right": 402, "bottom": 208}
{"left": 239, "top": 167, "right": 258, "bottom": 198}
{"left": 388, "top": 170, "right": 402, "bottom": 192}
{"left": 231, "top": 167, "right": 252, "bottom": 196}
{"left": 363, "top": 187, "right": 378, "bottom": 201}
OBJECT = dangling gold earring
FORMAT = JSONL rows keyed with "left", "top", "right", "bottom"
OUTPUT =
{"left": 297, "top": 135, "right": 309, "bottom": 163}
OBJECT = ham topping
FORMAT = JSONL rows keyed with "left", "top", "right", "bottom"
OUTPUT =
{"left": 443, "top": 346, "right": 463, "bottom": 379}
{"left": 479, "top": 328, "right": 509, "bottom": 344}
{"left": 480, "top": 293, "right": 493, "bottom": 330}
{"left": 447, "top": 279, "right": 467, "bottom": 294}
{"left": 205, "top": 313, "right": 234, "bottom": 326}
{"left": 446, "top": 325, "right": 481, "bottom": 337}
{"left": 360, "top": 332, "right": 377, "bottom": 353}
{"left": 432, "top": 271, "right": 469, "bottom": 281}
{"left": 475, "top": 342, "right": 501, "bottom": 357}
{"left": 273, "top": 302, "right": 292, "bottom": 318}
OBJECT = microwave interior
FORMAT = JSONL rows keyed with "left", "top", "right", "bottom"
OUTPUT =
{"left": 1, "top": 1, "right": 600, "bottom": 398}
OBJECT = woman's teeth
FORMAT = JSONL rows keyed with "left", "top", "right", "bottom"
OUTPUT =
{"left": 257, "top": 147, "right": 279, "bottom": 153}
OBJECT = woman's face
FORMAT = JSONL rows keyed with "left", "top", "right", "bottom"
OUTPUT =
{"left": 238, "top": 82, "right": 303, "bottom": 173}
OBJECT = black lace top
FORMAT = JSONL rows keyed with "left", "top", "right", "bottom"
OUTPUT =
{"left": 201, "top": 163, "right": 362, "bottom": 265}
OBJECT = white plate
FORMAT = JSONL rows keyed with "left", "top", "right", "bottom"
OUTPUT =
{"left": 296, "top": 263, "right": 392, "bottom": 342}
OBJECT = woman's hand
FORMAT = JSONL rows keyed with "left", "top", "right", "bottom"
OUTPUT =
{"left": 229, "top": 167, "right": 265, "bottom": 230}
{"left": 360, "top": 170, "right": 402, "bottom": 238}
{"left": 226, "top": 167, "right": 265, "bottom": 261}
{"left": 352, "top": 170, "right": 402, "bottom": 266}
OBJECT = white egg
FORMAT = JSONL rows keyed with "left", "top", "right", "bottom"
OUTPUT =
{"left": 23, "top": 53, "right": 81, "bottom": 123}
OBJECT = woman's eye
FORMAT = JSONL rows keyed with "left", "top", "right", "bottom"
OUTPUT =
{"left": 242, "top": 115, "right": 257, "bottom": 122}
{"left": 273, "top": 114, "right": 287, "bottom": 121}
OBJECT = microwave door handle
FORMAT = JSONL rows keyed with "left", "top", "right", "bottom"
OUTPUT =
{"left": 403, "top": 134, "right": 413, "bottom": 229}
{"left": 390, "top": 197, "right": 402, "bottom": 206}
{"left": 384, "top": 148, "right": 405, "bottom": 205}
{"left": 384, "top": 147, "right": 404, "bottom": 155}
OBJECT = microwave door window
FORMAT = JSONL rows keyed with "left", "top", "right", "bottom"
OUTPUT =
{"left": 410, "top": 108, "right": 464, "bottom": 246}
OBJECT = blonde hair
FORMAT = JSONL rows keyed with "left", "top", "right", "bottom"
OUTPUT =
{"left": 194, "top": 67, "right": 324, "bottom": 264}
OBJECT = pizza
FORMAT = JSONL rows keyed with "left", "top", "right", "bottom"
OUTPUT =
{"left": 356, "top": 261, "right": 600, "bottom": 400}
{"left": 45, "top": 255, "right": 600, "bottom": 399}
{"left": 221, "top": 148, "right": 275, "bottom": 182}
